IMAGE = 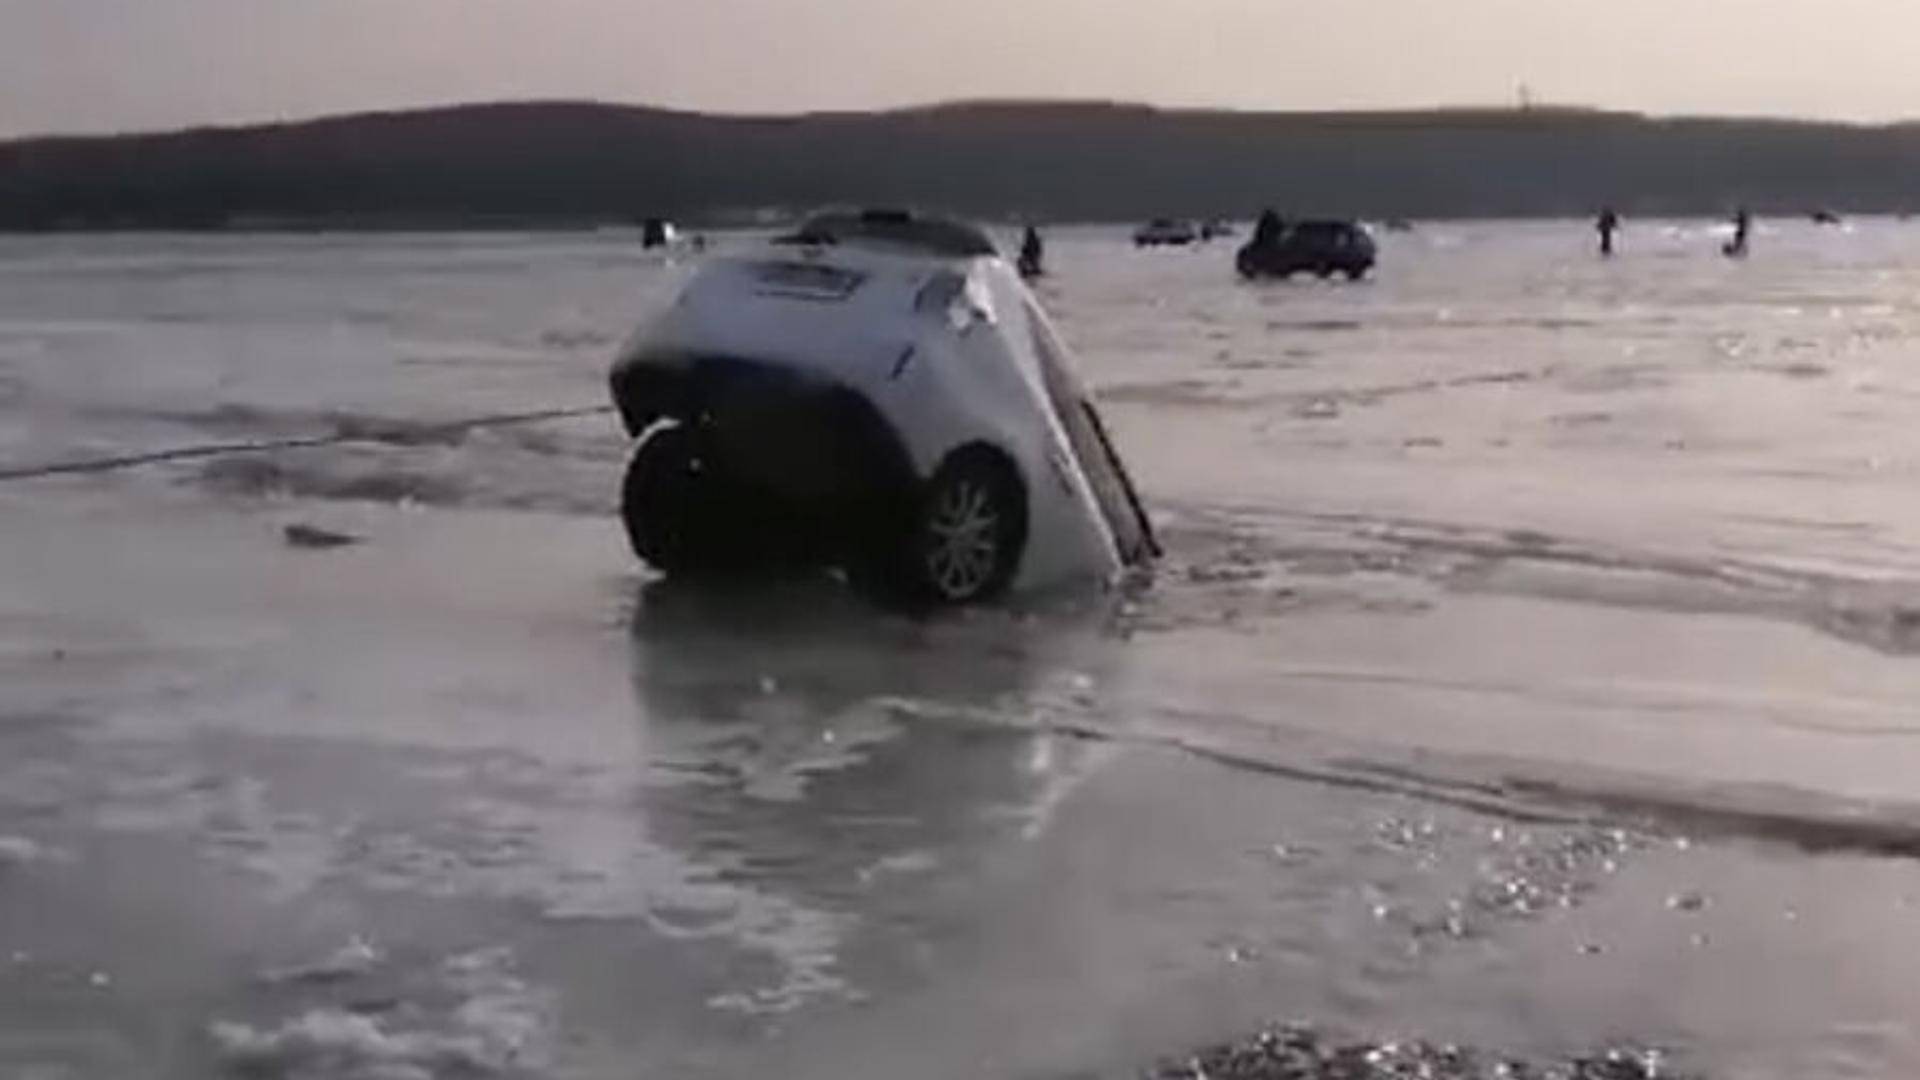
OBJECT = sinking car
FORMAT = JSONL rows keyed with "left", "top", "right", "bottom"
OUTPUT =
{"left": 608, "top": 209, "right": 1158, "bottom": 605}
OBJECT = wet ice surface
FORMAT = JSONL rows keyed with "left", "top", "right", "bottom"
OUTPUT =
{"left": 6, "top": 225, "right": 1920, "bottom": 1076}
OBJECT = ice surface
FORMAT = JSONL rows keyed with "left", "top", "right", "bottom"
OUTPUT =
{"left": 8, "top": 223, "right": 1920, "bottom": 1078}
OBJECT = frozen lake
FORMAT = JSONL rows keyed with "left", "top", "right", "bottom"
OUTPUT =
{"left": 5, "top": 221, "right": 1920, "bottom": 1077}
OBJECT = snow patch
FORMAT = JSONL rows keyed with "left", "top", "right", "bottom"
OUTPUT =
{"left": 211, "top": 946, "right": 552, "bottom": 1078}
{"left": 0, "top": 835, "right": 51, "bottom": 865}
{"left": 209, "top": 1010, "right": 494, "bottom": 1079}
{"left": 261, "top": 936, "right": 384, "bottom": 985}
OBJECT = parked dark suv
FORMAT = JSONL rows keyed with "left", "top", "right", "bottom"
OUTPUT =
{"left": 1236, "top": 219, "right": 1376, "bottom": 280}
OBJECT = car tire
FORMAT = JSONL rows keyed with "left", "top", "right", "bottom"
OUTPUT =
{"left": 622, "top": 425, "right": 820, "bottom": 578}
{"left": 1314, "top": 263, "right": 1334, "bottom": 279}
{"left": 1344, "top": 265, "right": 1368, "bottom": 281}
{"left": 620, "top": 425, "right": 704, "bottom": 573}
{"left": 902, "top": 450, "right": 1026, "bottom": 605}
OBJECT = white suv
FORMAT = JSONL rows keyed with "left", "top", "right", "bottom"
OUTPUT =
{"left": 608, "top": 209, "right": 1157, "bottom": 605}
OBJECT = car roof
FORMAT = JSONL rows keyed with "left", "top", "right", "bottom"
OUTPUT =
{"left": 778, "top": 209, "right": 999, "bottom": 259}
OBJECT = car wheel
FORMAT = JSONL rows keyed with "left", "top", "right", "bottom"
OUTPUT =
{"left": 620, "top": 425, "right": 703, "bottom": 573}
{"left": 1314, "top": 263, "right": 1334, "bottom": 279}
{"left": 623, "top": 426, "right": 822, "bottom": 578}
{"left": 908, "top": 451, "right": 1025, "bottom": 605}
{"left": 1344, "top": 264, "right": 1368, "bottom": 281}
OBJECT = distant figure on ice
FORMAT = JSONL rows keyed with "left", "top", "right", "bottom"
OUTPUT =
{"left": 1252, "top": 208, "right": 1286, "bottom": 248}
{"left": 1596, "top": 208, "right": 1620, "bottom": 257}
{"left": 1018, "top": 225, "right": 1045, "bottom": 279}
{"left": 1724, "top": 207, "right": 1752, "bottom": 258}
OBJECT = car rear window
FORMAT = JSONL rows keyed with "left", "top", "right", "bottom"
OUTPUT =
{"left": 748, "top": 260, "right": 867, "bottom": 301}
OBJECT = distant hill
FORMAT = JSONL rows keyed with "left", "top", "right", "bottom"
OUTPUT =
{"left": 3, "top": 100, "right": 1919, "bottom": 229}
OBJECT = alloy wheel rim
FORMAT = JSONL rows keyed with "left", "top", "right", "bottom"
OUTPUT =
{"left": 925, "top": 478, "right": 1000, "bottom": 599}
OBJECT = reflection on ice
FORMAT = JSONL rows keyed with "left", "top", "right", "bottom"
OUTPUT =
{"left": 621, "top": 576, "right": 1127, "bottom": 1009}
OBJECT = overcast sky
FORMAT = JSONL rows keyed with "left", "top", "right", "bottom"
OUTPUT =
{"left": 3, "top": 0, "right": 1916, "bottom": 137}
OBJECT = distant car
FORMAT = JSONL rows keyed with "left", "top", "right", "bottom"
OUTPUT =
{"left": 607, "top": 209, "right": 1158, "bottom": 605}
{"left": 1199, "top": 219, "right": 1237, "bottom": 241}
{"left": 1134, "top": 219, "right": 1199, "bottom": 247}
{"left": 1236, "top": 220, "right": 1376, "bottom": 280}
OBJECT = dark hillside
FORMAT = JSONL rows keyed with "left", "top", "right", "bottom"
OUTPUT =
{"left": 4, "top": 100, "right": 1918, "bottom": 229}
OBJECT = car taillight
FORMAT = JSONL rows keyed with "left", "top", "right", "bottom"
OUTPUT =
{"left": 914, "top": 271, "right": 994, "bottom": 332}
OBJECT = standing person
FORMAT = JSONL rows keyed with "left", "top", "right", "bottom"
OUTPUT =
{"left": 1253, "top": 208, "right": 1285, "bottom": 248}
{"left": 1018, "top": 224, "right": 1045, "bottom": 279}
{"left": 1596, "top": 207, "right": 1620, "bottom": 257}
{"left": 1724, "top": 207, "right": 1752, "bottom": 258}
